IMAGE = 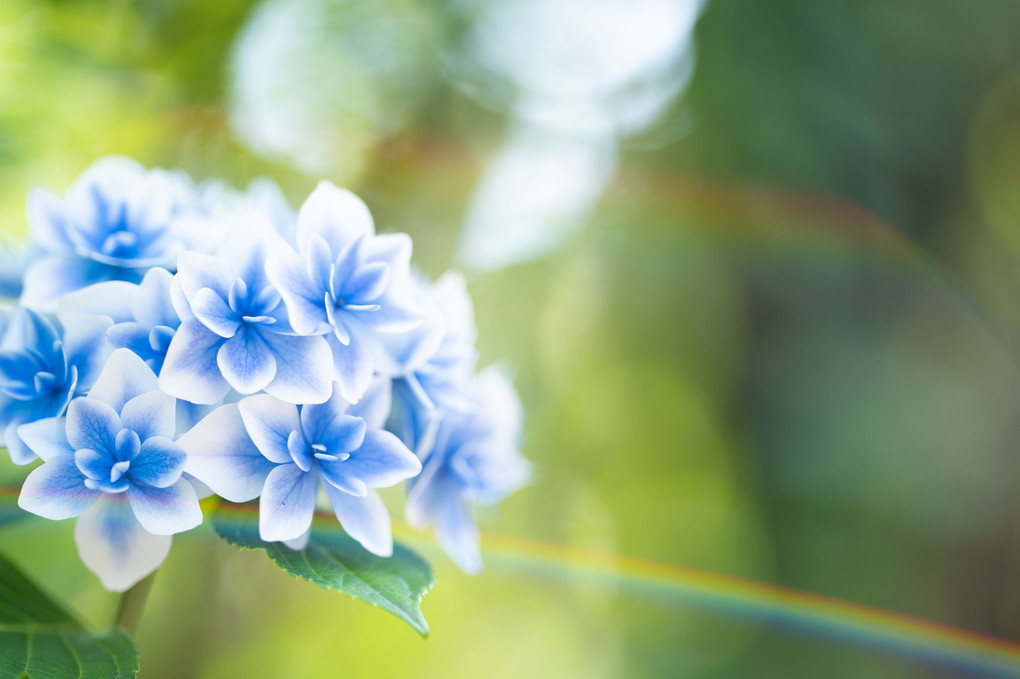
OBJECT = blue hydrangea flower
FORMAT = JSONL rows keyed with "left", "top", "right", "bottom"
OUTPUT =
{"left": 381, "top": 271, "right": 478, "bottom": 455}
{"left": 21, "top": 157, "right": 216, "bottom": 311}
{"left": 16, "top": 349, "right": 202, "bottom": 591}
{"left": 0, "top": 308, "right": 111, "bottom": 464}
{"left": 404, "top": 367, "right": 529, "bottom": 573}
{"left": 159, "top": 232, "right": 333, "bottom": 405}
{"left": 179, "top": 381, "right": 421, "bottom": 556}
{"left": 266, "top": 182, "right": 423, "bottom": 403}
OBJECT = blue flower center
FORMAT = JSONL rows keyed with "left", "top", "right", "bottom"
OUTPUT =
{"left": 285, "top": 431, "right": 350, "bottom": 472}
{"left": 228, "top": 278, "right": 280, "bottom": 326}
{"left": 0, "top": 342, "right": 70, "bottom": 401}
{"left": 78, "top": 428, "right": 142, "bottom": 494}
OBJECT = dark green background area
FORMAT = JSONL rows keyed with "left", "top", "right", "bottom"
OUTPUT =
{"left": 2, "top": 1, "right": 1020, "bottom": 677}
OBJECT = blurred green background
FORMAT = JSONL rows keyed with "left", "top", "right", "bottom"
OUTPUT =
{"left": 3, "top": 0, "right": 1020, "bottom": 677}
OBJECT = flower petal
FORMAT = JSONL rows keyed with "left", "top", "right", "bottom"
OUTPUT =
{"left": 327, "top": 332, "right": 375, "bottom": 404}
{"left": 190, "top": 287, "right": 241, "bottom": 338}
{"left": 27, "top": 186, "right": 75, "bottom": 253}
{"left": 298, "top": 384, "right": 361, "bottom": 450}
{"left": 217, "top": 327, "right": 277, "bottom": 395}
{"left": 179, "top": 404, "right": 276, "bottom": 502}
{"left": 159, "top": 319, "right": 230, "bottom": 405}
{"left": 132, "top": 267, "right": 179, "bottom": 329}
{"left": 342, "top": 430, "right": 421, "bottom": 489}
{"left": 259, "top": 464, "right": 317, "bottom": 542}
{"left": 322, "top": 485, "right": 392, "bottom": 557}
{"left": 21, "top": 256, "right": 125, "bottom": 313}
{"left": 265, "top": 244, "right": 330, "bottom": 335}
{"left": 126, "top": 478, "right": 202, "bottom": 536}
{"left": 129, "top": 437, "right": 186, "bottom": 488}
{"left": 74, "top": 495, "right": 172, "bottom": 592}
{"left": 261, "top": 332, "right": 333, "bottom": 405}
{"left": 434, "top": 496, "right": 482, "bottom": 574}
{"left": 295, "top": 181, "right": 374, "bottom": 256}
{"left": 57, "top": 281, "right": 137, "bottom": 324}
{"left": 17, "top": 416, "right": 74, "bottom": 462}
{"left": 237, "top": 394, "right": 300, "bottom": 465}
{"left": 18, "top": 455, "right": 99, "bottom": 520}
{"left": 174, "top": 251, "right": 232, "bottom": 301}
{"left": 66, "top": 397, "right": 121, "bottom": 454}
{"left": 120, "top": 390, "right": 176, "bottom": 441}
{"left": 347, "top": 376, "right": 393, "bottom": 431}
{"left": 88, "top": 348, "right": 159, "bottom": 413}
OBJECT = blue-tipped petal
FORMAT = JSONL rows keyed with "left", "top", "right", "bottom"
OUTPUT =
{"left": 259, "top": 463, "right": 317, "bottom": 542}
{"left": 191, "top": 287, "right": 241, "bottom": 338}
{"left": 61, "top": 315, "right": 115, "bottom": 391}
{"left": 66, "top": 397, "right": 121, "bottom": 454}
{"left": 74, "top": 448, "right": 110, "bottom": 481}
{"left": 17, "top": 416, "right": 74, "bottom": 461}
{"left": 347, "top": 376, "right": 392, "bottom": 430}
{"left": 126, "top": 478, "right": 202, "bottom": 536}
{"left": 434, "top": 496, "right": 482, "bottom": 575}
{"left": 261, "top": 332, "right": 333, "bottom": 405}
{"left": 18, "top": 455, "right": 100, "bottom": 520}
{"left": 179, "top": 404, "right": 276, "bottom": 502}
{"left": 322, "top": 484, "right": 392, "bottom": 557}
{"left": 342, "top": 429, "right": 421, "bottom": 489}
{"left": 159, "top": 319, "right": 230, "bottom": 405}
{"left": 327, "top": 332, "right": 375, "bottom": 404}
{"left": 295, "top": 181, "right": 374, "bottom": 256}
{"left": 175, "top": 251, "right": 233, "bottom": 301}
{"left": 317, "top": 461, "right": 368, "bottom": 497}
{"left": 129, "top": 437, "right": 186, "bottom": 488}
{"left": 74, "top": 495, "right": 172, "bottom": 592}
{"left": 217, "top": 327, "right": 277, "bottom": 394}
{"left": 120, "top": 390, "right": 176, "bottom": 442}
{"left": 88, "top": 348, "right": 159, "bottom": 413}
{"left": 237, "top": 394, "right": 300, "bottom": 465}
{"left": 132, "top": 267, "right": 179, "bottom": 329}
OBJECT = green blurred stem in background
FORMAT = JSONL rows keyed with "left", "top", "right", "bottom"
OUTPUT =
{"left": 115, "top": 570, "right": 158, "bottom": 636}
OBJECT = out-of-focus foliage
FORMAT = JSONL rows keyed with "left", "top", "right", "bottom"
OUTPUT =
{"left": 2, "top": 0, "right": 1020, "bottom": 677}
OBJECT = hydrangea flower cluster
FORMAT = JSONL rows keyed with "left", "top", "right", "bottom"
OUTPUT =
{"left": 6, "top": 156, "right": 529, "bottom": 590}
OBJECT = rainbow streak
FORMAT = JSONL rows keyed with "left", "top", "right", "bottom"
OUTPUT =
{"left": 399, "top": 527, "right": 1020, "bottom": 678}
{"left": 3, "top": 492, "right": 1020, "bottom": 677}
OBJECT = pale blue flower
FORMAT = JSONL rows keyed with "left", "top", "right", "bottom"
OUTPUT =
{"left": 266, "top": 181, "right": 423, "bottom": 403}
{"left": 404, "top": 367, "right": 529, "bottom": 573}
{"left": 17, "top": 349, "right": 202, "bottom": 591}
{"left": 21, "top": 157, "right": 216, "bottom": 311}
{"left": 0, "top": 308, "right": 111, "bottom": 464}
{"left": 381, "top": 271, "right": 478, "bottom": 455}
{"left": 159, "top": 232, "right": 333, "bottom": 405}
{"left": 180, "top": 381, "right": 421, "bottom": 556}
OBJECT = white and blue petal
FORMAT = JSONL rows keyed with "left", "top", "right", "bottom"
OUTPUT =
{"left": 265, "top": 245, "right": 330, "bottom": 335}
{"left": 327, "top": 332, "right": 375, "bottom": 404}
{"left": 190, "top": 287, "right": 241, "bottom": 338}
{"left": 66, "top": 397, "right": 120, "bottom": 454}
{"left": 74, "top": 495, "right": 172, "bottom": 592}
{"left": 259, "top": 464, "right": 317, "bottom": 542}
{"left": 16, "top": 416, "right": 75, "bottom": 461}
{"left": 126, "top": 478, "right": 202, "bottom": 536}
{"left": 18, "top": 455, "right": 100, "bottom": 520}
{"left": 295, "top": 181, "right": 374, "bottom": 256}
{"left": 322, "top": 484, "right": 392, "bottom": 557}
{"left": 237, "top": 394, "right": 300, "bottom": 465}
{"left": 217, "top": 327, "right": 277, "bottom": 394}
{"left": 159, "top": 319, "right": 231, "bottom": 405}
{"left": 88, "top": 348, "right": 159, "bottom": 413}
{"left": 341, "top": 430, "right": 421, "bottom": 489}
{"left": 434, "top": 496, "right": 482, "bottom": 575}
{"left": 261, "top": 332, "right": 333, "bottom": 405}
{"left": 179, "top": 404, "right": 276, "bottom": 502}
{"left": 129, "top": 437, "right": 186, "bottom": 488}
{"left": 119, "top": 390, "right": 176, "bottom": 441}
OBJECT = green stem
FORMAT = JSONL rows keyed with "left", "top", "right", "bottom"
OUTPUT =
{"left": 114, "top": 570, "right": 158, "bottom": 636}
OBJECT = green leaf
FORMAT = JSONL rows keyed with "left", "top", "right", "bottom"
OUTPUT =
{"left": 0, "top": 551, "right": 139, "bottom": 679}
{"left": 212, "top": 506, "right": 434, "bottom": 637}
